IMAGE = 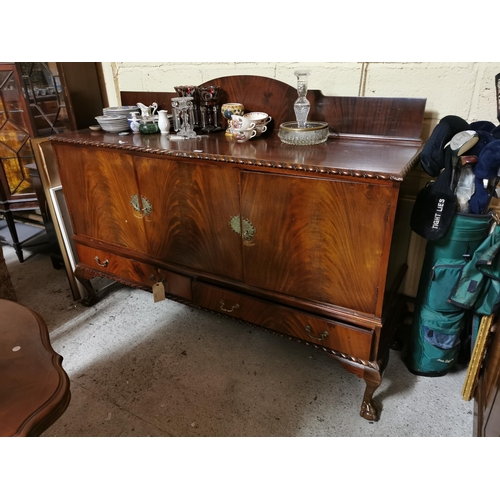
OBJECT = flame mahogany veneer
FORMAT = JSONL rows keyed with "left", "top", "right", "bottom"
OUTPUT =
{"left": 51, "top": 76, "right": 426, "bottom": 421}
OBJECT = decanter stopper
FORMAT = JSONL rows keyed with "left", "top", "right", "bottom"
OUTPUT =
{"left": 294, "top": 70, "right": 311, "bottom": 129}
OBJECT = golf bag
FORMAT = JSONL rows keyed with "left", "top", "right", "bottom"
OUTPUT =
{"left": 405, "top": 212, "right": 493, "bottom": 376}
{"left": 406, "top": 106, "right": 500, "bottom": 376}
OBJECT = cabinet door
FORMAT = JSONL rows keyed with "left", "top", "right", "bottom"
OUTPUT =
{"left": 240, "top": 171, "right": 398, "bottom": 315}
{"left": 0, "top": 63, "right": 37, "bottom": 200}
{"left": 134, "top": 156, "right": 243, "bottom": 280}
{"left": 55, "top": 144, "right": 149, "bottom": 253}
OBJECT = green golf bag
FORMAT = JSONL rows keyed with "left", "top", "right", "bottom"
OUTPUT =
{"left": 406, "top": 213, "right": 493, "bottom": 376}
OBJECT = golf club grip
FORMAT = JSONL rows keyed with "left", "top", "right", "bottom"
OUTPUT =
{"left": 496, "top": 73, "right": 500, "bottom": 122}
{"left": 461, "top": 155, "right": 478, "bottom": 166}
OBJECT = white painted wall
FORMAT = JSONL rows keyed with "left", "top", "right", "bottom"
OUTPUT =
{"left": 100, "top": 62, "right": 500, "bottom": 139}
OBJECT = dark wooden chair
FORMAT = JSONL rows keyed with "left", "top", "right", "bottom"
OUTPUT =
{"left": 0, "top": 299, "right": 70, "bottom": 436}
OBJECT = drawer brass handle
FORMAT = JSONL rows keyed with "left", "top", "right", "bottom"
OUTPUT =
{"left": 305, "top": 325, "right": 329, "bottom": 341}
{"left": 220, "top": 300, "right": 240, "bottom": 313}
{"left": 94, "top": 256, "right": 109, "bottom": 268}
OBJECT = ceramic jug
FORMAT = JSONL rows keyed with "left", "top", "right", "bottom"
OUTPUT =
{"left": 137, "top": 102, "right": 158, "bottom": 118}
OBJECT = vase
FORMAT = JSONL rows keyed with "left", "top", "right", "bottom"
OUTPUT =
{"left": 128, "top": 112, "right": 141, "bottom": 134}
{"left": 139, "top": 118, "right": 159, "bottom": 134}
{"left": 158, "top": 110, "right": 170, "bottom": 134}
{"left": 198, "top": 86, "right": 221, "bottom": 133}
{"left": 221, "top": 103, "right": 245, "bottom": 137}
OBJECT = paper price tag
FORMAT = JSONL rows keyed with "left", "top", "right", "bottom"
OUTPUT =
{"left": 153, "top": 282, "right": 166, "bottom": 303}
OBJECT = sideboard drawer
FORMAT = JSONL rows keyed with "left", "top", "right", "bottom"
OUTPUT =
{"left": 75, "top": 244, "right": 192, "bottom": 301}
{"left": 193, "top": 281, "right": 373, "bottom": 360}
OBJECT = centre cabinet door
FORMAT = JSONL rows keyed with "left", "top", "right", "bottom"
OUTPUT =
{"left": 240, "top": 171, "right": 398, "bottom": 315}
{"left": 134, "top": 156, "right": 243, "bottom": 281}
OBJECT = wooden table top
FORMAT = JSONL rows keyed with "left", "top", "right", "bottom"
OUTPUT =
{"left": 0, "top": 299, "right": 70, "bottom": 437}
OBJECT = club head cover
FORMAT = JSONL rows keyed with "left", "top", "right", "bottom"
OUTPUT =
{"left": 469, "top": 120, "right": 496, "bottom": 133}
{"left": 420, "top": 115, "right": 470, "bottom": 177}
{"left": 411, "top": 148, "right": 457, "bottom": 240}
{"left": 469, "top": 140, "right": 500, "bottom": 214}
{"left": 469, "top": 177, "right": 490, "bottom": 214}
{"left": 411, "top": 184, "right": 457, "bottom": 240}
{"left": 474, "top": 139, "right": 500, "bottom": 179}
{"left": 492, "top": 125, "right": 500, "bottom": 139}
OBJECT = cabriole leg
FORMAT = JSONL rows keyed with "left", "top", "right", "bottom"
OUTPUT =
{"left": 334, "top": 355, "right": 386, "bottom": 422}
{"left": 360, "top": 366, "right": 383, "bottom": 421}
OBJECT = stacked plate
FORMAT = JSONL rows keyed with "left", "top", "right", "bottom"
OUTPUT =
{"left": 95, "top": 114, "right": 130, "bottom": 133}
{"left": 103, "top": 105, "right": 140, "bottom": 119}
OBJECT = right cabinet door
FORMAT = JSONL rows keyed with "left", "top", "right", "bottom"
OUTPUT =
{"left": 240, "top": 171, "right": 397, "bottom": 315}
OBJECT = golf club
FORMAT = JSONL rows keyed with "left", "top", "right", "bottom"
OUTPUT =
{"left": 496, "top": 72, "right": 500, "bottom": 123}
{"left": 456, "top": 166, "right": 476, "bottom": 212}
{"left": 481, "top": 167, "right": 500, "bottom": 214}
{"left": 448, "top": 130, "right": 479, "bottom": 191}
{"left": 460, "top": 155, "right": 478, "bottom": 166}
{"left": 455, "top": 156, "right": 479, "bottom": 212}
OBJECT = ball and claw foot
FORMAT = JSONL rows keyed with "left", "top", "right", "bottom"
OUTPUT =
{"left": 75, "top": 269, "right": 100, "bottom": 307}
{"left": 360, "top": 399, "right": 382, "bottom": 421}
{"left": 81, "top": 294, "right": 99, "bottom": 307}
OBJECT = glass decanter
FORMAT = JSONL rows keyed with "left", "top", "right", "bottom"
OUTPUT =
{"left": 294, "top": 70, "right": 311, "bottom": 129}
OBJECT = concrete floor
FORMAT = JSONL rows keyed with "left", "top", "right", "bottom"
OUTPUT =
{"left": 2, "top": 241, "right": 474, "bottom": 437}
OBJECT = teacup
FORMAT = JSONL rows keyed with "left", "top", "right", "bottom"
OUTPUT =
{"left": 244, "top": 112, "right": 272, "bottom": 128}
{"left": 254, "top": 125, "right": 267, "bottom": 136}
{"left": 231, "top": 115, "right": 255, "bottom": 131}
{"left": 234, "top": 128, "right": 257, "bottom": 143}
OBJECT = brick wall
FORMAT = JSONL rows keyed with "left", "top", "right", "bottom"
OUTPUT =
{"left": 100, "top": 62, "right": 500, "bottom": 140}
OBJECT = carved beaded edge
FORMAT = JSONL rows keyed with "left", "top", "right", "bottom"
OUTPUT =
{"left": 50, "top": 136, "right": 421, "bottom": 182}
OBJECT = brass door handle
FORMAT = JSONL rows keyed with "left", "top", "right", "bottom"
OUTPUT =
{"left": 220, "top": 299, "right": 240, "bottom": 313}
{"left": 94, "top": 256, "right": 109, "bottom": 268}
{"left": 305, "top": 325, "right": 329, "bottom": 341}
{"left": 229, "top": 215, "right": 256, "bottom": 241}
{"left": 130, "top": 194, "right": 153, "bottom": 217}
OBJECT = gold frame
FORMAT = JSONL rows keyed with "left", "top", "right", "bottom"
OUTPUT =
{"left": 30, "top": 138, "right": 84, "bottom": 301}
{"left": 462, "top": 314, "right": 496, "bottom": 401}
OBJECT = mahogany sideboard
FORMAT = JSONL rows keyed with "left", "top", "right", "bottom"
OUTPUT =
{"left": 50, "top": 76, "right": 426, "bottom": 421}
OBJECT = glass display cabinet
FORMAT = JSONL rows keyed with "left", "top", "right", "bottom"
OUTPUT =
{"left": 0, "top": 62, "right": 103, "bottom": 263}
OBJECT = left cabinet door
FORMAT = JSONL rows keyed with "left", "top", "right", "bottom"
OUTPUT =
{"left": 134, "top": 156, "right": 243, "bottom": 281}
{"left": 54, "top": 144, "right": 149, "bottom": 253}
